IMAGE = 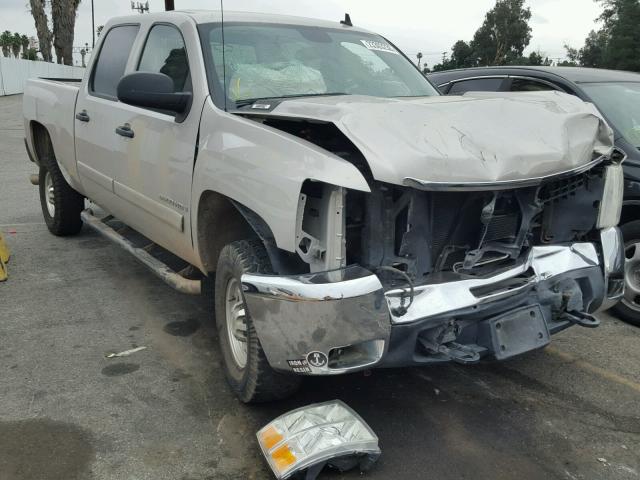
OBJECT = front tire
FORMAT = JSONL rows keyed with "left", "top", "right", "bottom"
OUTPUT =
{"left": 214, "top": 239, "right": 301, "bottom": 403}
{"left": 38, "top": 157, "right": 84, "bottom": 236}
{"left": 612, "top": 220, "right": 640, "bottom": 326}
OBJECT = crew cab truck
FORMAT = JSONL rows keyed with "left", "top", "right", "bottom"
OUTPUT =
{"left": 23, "top": 10, "right": 626, "bottom": 403}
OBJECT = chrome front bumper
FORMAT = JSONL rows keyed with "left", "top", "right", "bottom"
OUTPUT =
{"left": 242, "top": 229, "right": 625, "bottom": 375}
{"left": 242, "top": 267, "right": 389, "bottom": 375}
{"left": 598, "top": 227, "right": 625, "bottom": 311}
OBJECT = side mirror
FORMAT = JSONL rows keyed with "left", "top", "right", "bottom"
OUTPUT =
{"left": 117, "top": 72, "right": 191, "bottom": 114}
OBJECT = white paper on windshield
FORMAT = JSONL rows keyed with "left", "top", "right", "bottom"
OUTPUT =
{"left": 360, "top": 40, "right": 399, "bottom": 55}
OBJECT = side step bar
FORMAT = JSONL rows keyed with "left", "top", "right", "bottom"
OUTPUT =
{"left": 81, "top": 209, "right": 201, "bottom": 295}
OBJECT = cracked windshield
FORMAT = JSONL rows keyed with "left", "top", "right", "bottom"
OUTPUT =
{"left": 200, "top": 23, "right": 438, "bottom": 105}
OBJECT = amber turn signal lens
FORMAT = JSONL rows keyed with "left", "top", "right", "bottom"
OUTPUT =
{"left": 260, "top": 426, "right": 284, "bottom": 450}
{"left": 271, "top": 444, "right": 296, "bottom": 472}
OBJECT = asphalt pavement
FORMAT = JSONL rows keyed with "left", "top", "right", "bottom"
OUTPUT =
{"left": 1, "top": 93, "right": 639, "bottom": 480}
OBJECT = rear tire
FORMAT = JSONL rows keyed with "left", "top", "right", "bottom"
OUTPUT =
{"left": 38, "top": 139, "right": 84, "bottom": 236}
{"left": 214, "top": 239, "right": 301, "bottom": 403}
{"left": 612, "top": 220, "right": 640, "bottom": 327}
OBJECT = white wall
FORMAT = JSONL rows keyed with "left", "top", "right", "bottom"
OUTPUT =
{"left": 0, "top": 58, "right": 85, "bottom": 96}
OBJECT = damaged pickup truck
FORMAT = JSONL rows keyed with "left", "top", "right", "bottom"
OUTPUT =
{"left": 23, "top": 10, "right": 626, "bottom": 402}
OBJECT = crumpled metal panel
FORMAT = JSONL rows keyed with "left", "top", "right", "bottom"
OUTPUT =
{"left": 249, "top": 91, "right": 614, "bottom": 186}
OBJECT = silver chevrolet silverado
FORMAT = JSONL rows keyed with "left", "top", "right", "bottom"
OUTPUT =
{"left": 23, "top": 10, "right": 626, "bottom": 402}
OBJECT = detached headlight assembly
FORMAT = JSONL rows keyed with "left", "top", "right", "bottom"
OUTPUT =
{"left": 257, "top": 400, "right": 381, "bottom": 479}
{"left": 597, "top": 163, "right": 624, "bottom": 229}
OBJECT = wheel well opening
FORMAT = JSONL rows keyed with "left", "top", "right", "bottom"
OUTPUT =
{"left": 30, "top": 121, "right": 53, "bottom": 163}
{"left": 197, "top": 191, "right": 257, "bottom": 273}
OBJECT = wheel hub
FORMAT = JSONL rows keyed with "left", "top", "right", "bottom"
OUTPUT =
{"left": 622, "top": 242, "right": 640, "bottom": 312}
{"left": 44, "top": 171, "right": 55, "bottom": 217}
{"left": 225, "top": 277, "right": 248, "bottom": 368}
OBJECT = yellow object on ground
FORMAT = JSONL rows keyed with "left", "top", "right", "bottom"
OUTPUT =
{"left": 0, "top": 232, "right": 10, "bottom": 281}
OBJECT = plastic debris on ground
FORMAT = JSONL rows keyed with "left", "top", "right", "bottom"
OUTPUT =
{"left": 106, "top": 346, "right": 147, "bottom": 358}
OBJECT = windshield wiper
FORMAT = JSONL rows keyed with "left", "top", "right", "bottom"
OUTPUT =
{"left": 234, "top": 92, "right": 348, "bottom": 109}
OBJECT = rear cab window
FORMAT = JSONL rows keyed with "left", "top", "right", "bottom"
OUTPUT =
{"left": 90, "top": 25, "right": 140, "bottom": 99}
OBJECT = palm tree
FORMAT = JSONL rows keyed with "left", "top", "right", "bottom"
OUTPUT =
{"left": 52, "top": 0, "right": 82, "bottom": 65}
{"left": 21, "top": 35, "right": 30, "bottom": 57}
{"left": 0, "top": 31, "right": 12, "bottom": 58}
{"left": 29, "top": 0, "right": 53, "bottom": 62}
{"left": 416, "top": 52, "right": 423, "bottom": 69}
{"left": 11, "top": 33, "right": 22, "bottom": 58}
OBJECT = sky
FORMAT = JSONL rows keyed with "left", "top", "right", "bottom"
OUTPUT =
{"left": 0, "top": 0, "right": 603, "bottom": 66}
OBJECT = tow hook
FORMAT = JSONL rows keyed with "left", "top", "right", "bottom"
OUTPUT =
{"left": 438, "top": 342, "right": 482, "bottom": 364}
{"left": 419, "top": 338, "right": 483, "bottom": 364}
{"left": 563, "top": 311, "right": 600, "bottom": 328}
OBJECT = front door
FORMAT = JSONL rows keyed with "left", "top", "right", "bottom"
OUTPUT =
{"left": 108, "top": 23, "right": 203, "bottom": 263}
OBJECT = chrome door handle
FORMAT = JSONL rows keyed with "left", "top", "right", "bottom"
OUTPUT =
{"left": 115, "top": 123, "right": 134, "bottom": 138}
{"left": 75, "top": 110, "right": 90, "bottom": 122}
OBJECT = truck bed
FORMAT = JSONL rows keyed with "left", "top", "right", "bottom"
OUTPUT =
{"left": 23, "top": 77, "right": 81, "bottom": 189}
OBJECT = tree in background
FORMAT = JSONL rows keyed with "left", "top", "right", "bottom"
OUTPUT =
{"left": 511, "top": 51, "right": 553, "bottom": 66}
{"left": 51, "top": 0, "right": 82, "bottom": 65}
{"left": 563, "top": 44, "right": 580, "bottom": 65}
{"left": 599, "top": 0, "right": 640, "bottom": 71}
{"left": 22, "top": 48, "right": 38, "bottom": 60}
{"left": 450, "top": 40, "right": 477, "bottom": 69}
{"left": 29, "top": 0, "right": 53, "bottom": 62}
{"left": 0, "top": 31, "right": 37, "bottom": 60}
{"left": 96, "top": 25, "right": 104, "bottom": 38}
{"left": 0, "top": 31, "right": 12, "bottom": 58}
{"left": 28, "top": 0, "right": 81, "bottom": 64}
{"left": 579, "top": 29, "right": 609, "bottom": 67}
{"left": 11, "top": 32, "right": 22, "bottom": 58}
{"left": 471, "top": 0, "right": 532, "bottom": 65}
{"left": 21, "top": 35, "right": 30, "bottom": 55}
{"left": 431, "top": 0, "right": 534, "bottom": 71}
{"left": 565, "top": 0, "right": 640, "bottom": 72}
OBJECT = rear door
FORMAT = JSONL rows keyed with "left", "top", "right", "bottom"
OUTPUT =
{"left": 75, "top": 24, "right": 140, "bottom": 209}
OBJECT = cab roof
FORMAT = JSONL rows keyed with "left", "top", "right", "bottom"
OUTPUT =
{"left": 108, "top": 10, "right": 374, "bottom": 34}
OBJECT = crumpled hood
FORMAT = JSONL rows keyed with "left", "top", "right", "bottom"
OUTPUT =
{"left": 251, "top": 91, "right": 614, "bottom": 186}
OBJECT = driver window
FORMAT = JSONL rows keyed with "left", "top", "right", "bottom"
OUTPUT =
{"left": 138, "top": 24, "right": 190, "bottom": 92}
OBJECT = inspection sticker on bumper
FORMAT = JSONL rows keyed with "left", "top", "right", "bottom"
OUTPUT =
{"left": 361, "top": 40, "right": 399, "bottom": 54}
{"left": 287, "top": 359, "right": 312, "bottom": 373}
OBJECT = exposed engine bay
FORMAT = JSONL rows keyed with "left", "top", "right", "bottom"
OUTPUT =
{"left": 345, "top": 172, "right": 606, "bottom": 285}
{"left": 262, "top": 117, "right": 607, "bottom": 289}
